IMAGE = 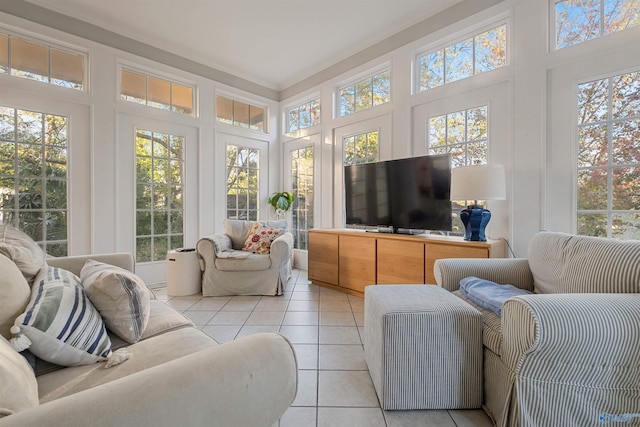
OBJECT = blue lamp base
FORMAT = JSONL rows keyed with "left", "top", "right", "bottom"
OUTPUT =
{"left": 459, "top": 205, "right": 491, "bottom": 242}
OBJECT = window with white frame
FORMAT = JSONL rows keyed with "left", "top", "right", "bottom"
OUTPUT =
{"left": 216, "top": 95, "right": 266, "bottom": 132}
{"left": 120, "top": 68, "right": 195, "bottom": 116}
{"left": 226, "top": 145, "right": 259, "bottom": 220}
{"left": 338, "top": 70, "right": 390, "bottom": 117}
{"left": 343, "top": 130, "right": 379, "bottom": 165}
{"left": 291, "top": 146, "right": 314, "bottom": 250}
{"left": 554, "top": 0, "right": 640, "bottom": 50}
{"left": 417, "top": 24, "right": 507, "bottom": 92}
{"left": 577, "top": 70, "right": 640, "bottom": 239}
{"left": 0, "top": 106, "right": 69, "bottom": 255}
{"left": 0, "top": 30, "right": 86, "bottom": 91}
{"left": 287, "top": 98, "right": 320, "bottom": 133}
{"left": 135, "top": 129, "right": 185, "bottom": 262}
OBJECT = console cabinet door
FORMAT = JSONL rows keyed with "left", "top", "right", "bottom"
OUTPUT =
{"left": 377, "top": 239, "right": 425, "bottom": 284}
{"left": 308, "top": 232, "right": 339, "bottom": 285}
{"left": 339, "top": 235, "right": 376, "bottom": 293}
{"left": 425, "top": 242, "right": 489, "bottom": 284}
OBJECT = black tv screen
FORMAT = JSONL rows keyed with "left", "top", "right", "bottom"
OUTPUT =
{"left": 344, "top": 154, "right": 452, "bottom": 232}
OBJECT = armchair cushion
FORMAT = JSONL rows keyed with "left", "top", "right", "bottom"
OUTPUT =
{"left": 242, "top": 223, "right": 283, "bottom": 255}
{"left": 459, "top": 276, "right": 532, "bottom": 316}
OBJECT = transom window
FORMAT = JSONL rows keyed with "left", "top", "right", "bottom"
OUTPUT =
{"left": 291, "top": 146, "right": 314, "bottom": 250}
{"left": 216, "top": 96, "right": 266, "bottom": 132}
{"left": 338, "top": 70, "right": 390, "bottom": 117}
{"left": 120, "top": 68, "right": 195, "bottom": 116}
{"left": 554, "top": 0, "right": 640, "bottom": 49}
{"left": 577, "top": 70, "right": 640, "bottom": 239}
{"left": 0, "top": 106, "right": 68, "bottom": 255}
{"left": 343, "top": 130, "right": 379, "bottom": 165}
{"left": 226, "top": 145, "right": 259, "bottom": 220}
{"left": 287, "top": 98, "right": 320, "bottom": 133}
{"left": 135, "top": 129, "right": 185, "bottom": 262}
{"left": 417, "top": 24, "right": 507, "bottom": 92}
{"left": 0, "top": 31, "right": 86, "bottom": 91}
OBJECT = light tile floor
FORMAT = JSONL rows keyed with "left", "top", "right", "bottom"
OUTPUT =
{"left": 153, "top": 269, "right": 494, "bottom": 427}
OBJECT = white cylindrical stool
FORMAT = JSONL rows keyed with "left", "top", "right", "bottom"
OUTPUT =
{"left": 166, "top": 249, "right": 201, "bottom": 296}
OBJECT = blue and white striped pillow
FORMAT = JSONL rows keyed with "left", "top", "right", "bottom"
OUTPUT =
{"left": 14, "top": 266, "right": 112, "bottom": 366}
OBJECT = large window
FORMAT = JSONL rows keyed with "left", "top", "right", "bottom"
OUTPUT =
{"left": 120, "top": 68, "right": 195, "bottom": 116}
{"left": 577, "top": 70, "right": 640, "bottom": 239}
{"left": 554, "top": 0, "right": 640, "bottom": 49}
{"left": 0, "top": 106, "right": 68, "bottom": 255}
{"left": 291, "top": 146, "right": 314, "bottom": 250}
{"left": 226, "top": 145, "right": 259, "bottom": 220}
{"left": 417, "top": 24, "right": 507, "bottom": 92}
{"left": 338, "top": 70, "right": 390, "bottom": 117}
{"left": 343, "top": 130, "right": 379, "bottom": 165}
{"left": 287, "top": 98, "right": 320, "bottom": 133}
{"left": 216, "top": 96, "right": 266, "bottom": 132}
{"left": 135, "top": 129, "right": 184, "bottom": 262}
{"left": 0, "top": 31, "right": 86, "bottom": 91}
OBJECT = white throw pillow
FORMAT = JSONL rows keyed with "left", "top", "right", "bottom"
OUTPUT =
{"left": 14, "top": 266, "right": 112, "bottom": 366}
{"left": 0, "top": 225, "right": 47, "bottom": 284}
{"left": 81, "top": 259, "right": 151, "bottom": 344}
{"left": 0, "top": 254, "right": 31, "bottom": 340}
{"left": 0, "top": 336, "right": 39, "bottom": 418}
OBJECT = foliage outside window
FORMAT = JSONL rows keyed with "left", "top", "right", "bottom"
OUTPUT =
{"left": 216, "top": 95, "right": 266, "bottom": 132}
{"left": 291, "top": 146, "right": 314, "bottom": 250}
{"left": 226, "top": 145, "right": 259, "bottom": 220}
{"left": 0, "top": 31, "right": 86, "bottom": 91}
{"left": 339, "top": 70, "right": 390, "bottom": 117}
{"left": 429, "top": 105, "right": 489, "bottom": 234}
{"left": 555, "top": 0, "right": 640, "bottom": 49}
{"left": 120, "top": 68, "right": 194, "bottom": 116}
{"left": 417, "top": 24, "right": 507, "bottom": 92}
{"left": 135, "top": 129, "right": 185, "bottom": 262}
{"left": 343, "top": 130, "right": 379, "bottom": 166}
{"left": 577, "top": 70, "right": 640, "bottom": 239}
{"left": 0, "top": 106, "right": 68, "bottom": 255}
{"left": 287, "top": 98, "right": 320, "bottom": 133}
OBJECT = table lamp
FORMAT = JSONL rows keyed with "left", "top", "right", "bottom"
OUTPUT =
{"left": 450, "top": 164, "right": 506, "bottom": 241}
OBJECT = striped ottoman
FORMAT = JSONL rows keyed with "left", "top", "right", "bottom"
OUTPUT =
{"left": 364, "top": 285, "right": 482, "bottom": 410}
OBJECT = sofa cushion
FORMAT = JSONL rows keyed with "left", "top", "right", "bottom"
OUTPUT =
{"left": 0, "top": 254, "right": 31, "bottom": 340}
{"left": 0, "top": 224, "right": 47, "bottom": 284}
{"left": 453, "top": 290, "right": 503, "bottom": 356}
{"left": 80, "top": 259, "right": 151, "bottom": 344}
{"left": 529, "top": 232, "right": 640, "bottom": 294}
{"left": 215, "top": 253, "right": 271, "bottom": 271}
{"left": 242, "top": 223, "right": 283, "bottom": 255}
{"left": 37, "top": 327, "right": 218, "bottom": 403}
{"left": 0, "top": 335, "right": 39, "bottom": 418}
{"left": 459, "top": 277, "right": 532, "bottom": 316}
{"left": 14, "top": 266, "right": 112, "bottom": 366}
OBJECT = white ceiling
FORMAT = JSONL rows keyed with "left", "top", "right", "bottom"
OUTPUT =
{"left": 24, "top": 0, "right": 461, "bottom": 91}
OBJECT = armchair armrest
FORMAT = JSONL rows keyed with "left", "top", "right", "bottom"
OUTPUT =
{"left": 270, "top": 232, "right": 293, "bottom": 263}
{"left": 502, "top": 294, "right": 640, "bottom": 378}
{"left": 0, "top": 333, "right": 298, "bottom": 427}
{"left": 196, "top": 234, "right": 226, "bottom": 271}
{"left": 434, "top": 258, "right": 533, "bottom": 292}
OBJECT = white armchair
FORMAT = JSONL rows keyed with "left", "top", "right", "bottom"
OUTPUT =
{"left": 196, "top": 219, "right": 293, "bottom": 296}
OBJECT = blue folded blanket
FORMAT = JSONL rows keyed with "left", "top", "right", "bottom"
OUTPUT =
{"left": 459, "top": 276, "right": 531, "bottom": 316}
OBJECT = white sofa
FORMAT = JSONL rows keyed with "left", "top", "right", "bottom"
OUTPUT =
{"left": 434, "top": 232, "right": 640, "bottom": 427}
{"left": 0, "top": 252, "right": 298, "bottom": 427}
{"left": 197, "top": 219, "right": 293, "bottom": 296}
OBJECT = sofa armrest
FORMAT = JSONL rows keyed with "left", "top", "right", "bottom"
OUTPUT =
{"left": 270, "top": 232, "right": 293, "bottom": 263}
{"left": 501, "top": 294, "right": 640, "bottom": 378}
{"left": 434, "top": 258, "right": 534, "bottom": 292}
{"left": 46, "top": 253, "right": 135, "bottom": 276}
{"left": 0, "top": 333, "right": 298, "bottom": 427}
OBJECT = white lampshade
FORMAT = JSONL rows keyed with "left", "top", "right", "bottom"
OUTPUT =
{"left": 450, "top": 164, "right": 506, "bottom": 201}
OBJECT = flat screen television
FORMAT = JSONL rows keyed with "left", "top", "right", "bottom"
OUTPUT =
{"left": 344, "top": 154, "right": 452, "bottom": 233}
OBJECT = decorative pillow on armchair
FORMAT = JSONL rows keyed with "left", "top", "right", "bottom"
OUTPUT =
{"left": 459, "top": 276, "right": 532, "bottom": 316}
{"left": 14, "top": 266, "right": 112, "bottom": 366}
{"left": 242, "top": 223, "right": 283, "bottom": 255}
{"left": 81, "top": 259, "right": 151, "bottom": 344}
{"left": 0, "top": 254, "right": 31, "bottom": 340}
